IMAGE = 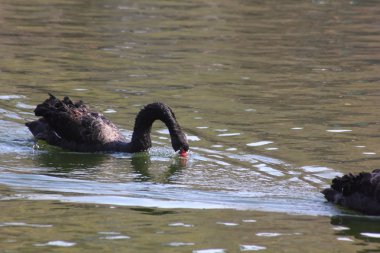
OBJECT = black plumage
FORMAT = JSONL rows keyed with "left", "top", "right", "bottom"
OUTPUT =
{"left": 26, "top": 94, "right": 189, "bottom": 154}
{"left": 322, "top": 169, "right": 380, "bottom": 215}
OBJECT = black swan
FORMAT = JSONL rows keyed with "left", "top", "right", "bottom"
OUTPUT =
{"left": 25, "top": 94, "right": 189, "bottom": 156}
{"left": 322, "top": 169, "right": 380, "bottom": 215}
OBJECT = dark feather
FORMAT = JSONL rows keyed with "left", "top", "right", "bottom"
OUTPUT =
{"left": 322, "top": 169, "right": 380, "bottom": 215}
{"left": 25, "top": 94, "right": 189, "bottom": 153}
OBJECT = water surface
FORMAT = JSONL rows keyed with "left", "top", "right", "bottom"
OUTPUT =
{"left": 0, "top": 0, "right": 380, "bottom": 252}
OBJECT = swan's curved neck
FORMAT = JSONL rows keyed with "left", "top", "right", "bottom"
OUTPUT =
{"left": 129, "top": 102, "right": 182, "bottom": 152}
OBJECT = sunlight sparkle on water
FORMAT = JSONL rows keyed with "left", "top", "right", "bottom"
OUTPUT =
{"left": 193, "top": 249, "right": 226, "bottom": 253}
{"left": 216, "top": 222, "right": 239, "bottom": 226}
{"left": 166, "top": 242, "right": 195, "bottom": 247}
{"left": 326, "top": 129, "right": 352, "bottom": 133}
{"left": 218, "top": 133, "right": 241, "bottom": 137}
{"left": 168, "top": 222, "right": 194, "bottom": 227}
{"left": 240, "top": 245, "right": 267, "bottom": 251}
{"left": 332, "top": 226, "right": 350, "bottom": 231}
{"left": 336, "top": 237, "right": 354, "bottom": 242}
{"left": 256, "top": 232, "right": 282, "bottom": 237}
{"left": 247, "top": 141, "right": 273, "bottom": 147}
{"left": 0, "top": 95, "right": 25, "bottom": 100}
{"left": 361, "top": 233, "right": 380, "bottom": 238}
{"left": 34, "top": 241, "right": 76, "bottom": 247}
{"left": 104, "top": 109, "right": 117, "bottom": 113}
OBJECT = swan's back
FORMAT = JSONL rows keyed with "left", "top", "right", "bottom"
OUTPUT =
{"left": 322, "top": 169, "right": 380, "bottom": 215}
{"left": 26, "top": 94, "right": 126, "bottom": 149}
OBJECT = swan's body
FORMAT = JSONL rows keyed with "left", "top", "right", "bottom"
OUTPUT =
{"left": 26, "top": 94, "right": 189, "bottom": 154}
{"left": 322, "top": 169, "right": 380, "bottom": 215}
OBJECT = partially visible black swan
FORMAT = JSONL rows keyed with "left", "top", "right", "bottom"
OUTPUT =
{"left": 25, "top": 94, "right": 189, "bottom": 155}
{"left": 322, "top": 169, "right": 380, "bottom": 215}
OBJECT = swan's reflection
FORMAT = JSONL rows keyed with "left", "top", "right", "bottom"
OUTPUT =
{"left": 33, "top": 146, "right": 187, "bottom": 183}
{"left": 130, "top": 153, "right": 187, "bottom": 183}
{"left": 34, "top": 149, "right": 108, "bottom": 171}
{"left": 330, "top": 215, "right": 380, "bottom": 243}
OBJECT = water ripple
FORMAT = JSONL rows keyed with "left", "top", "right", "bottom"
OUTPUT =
{"left": 0, "top": 121, "right": 343, "bottom": 216}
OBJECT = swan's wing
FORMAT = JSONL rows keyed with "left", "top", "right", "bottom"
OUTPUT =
{"left": 32, "top": 94, "right": 126, "bottom": 145}
{"left": 322, "top": 171, "right": 380, "bottom": 215}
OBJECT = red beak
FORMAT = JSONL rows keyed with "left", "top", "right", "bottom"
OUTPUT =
{"left": 179, "top": 149, "right": 188, "bottom": 157}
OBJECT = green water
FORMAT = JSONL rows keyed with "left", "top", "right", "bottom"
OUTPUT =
{"left": 0, "top": 0, "right": 380, "bottom": 252}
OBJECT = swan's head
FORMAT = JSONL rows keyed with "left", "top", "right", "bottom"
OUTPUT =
{"left": 171, "top": 130, "right": 189, "bottom": 156}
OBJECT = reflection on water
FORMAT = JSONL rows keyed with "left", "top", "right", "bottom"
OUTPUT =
{"left": 331, "top": 215, "right": 380, "bottom": 246}
{"left": 35, "top": 149, "right": 108, "bottom": 170}
{"left": 0, "top": 0, "right": 380, "bottom": 252}
{"left": 1, "top": 121, "right": 339, "bottom": 214}
{"left": 1, "top": 199, "right": 377, "bottom": 253}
